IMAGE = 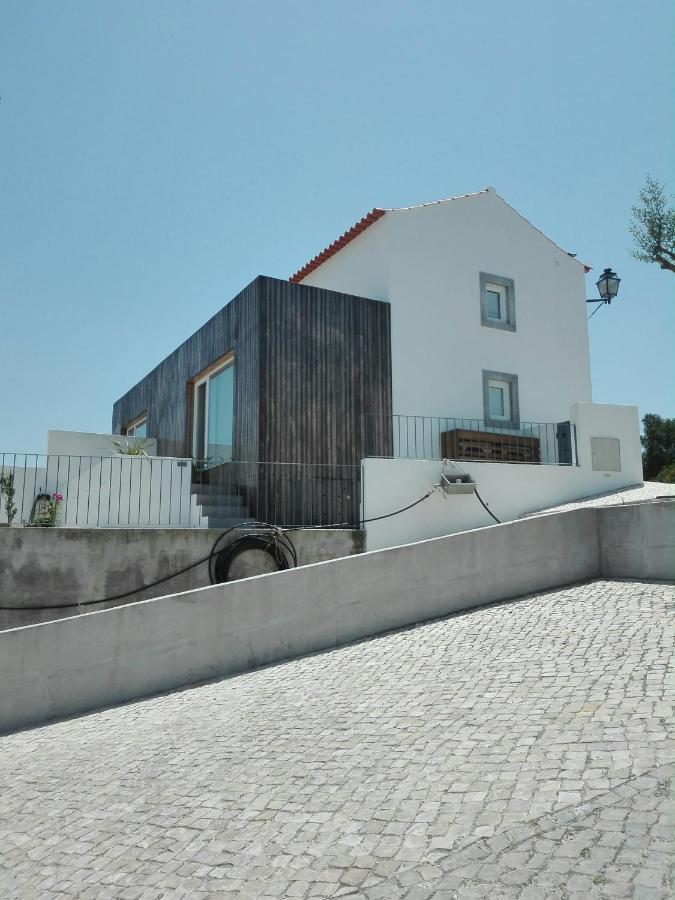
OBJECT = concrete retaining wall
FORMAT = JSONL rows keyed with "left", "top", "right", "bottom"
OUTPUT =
{"left": 599, "top": 501, "right": 675, "bottom": 581}
{"left": 0, "top": 527, "right": 364, "bottom": 629}
{"left": 0, "top": 499, "right": 671, "bottom": 736}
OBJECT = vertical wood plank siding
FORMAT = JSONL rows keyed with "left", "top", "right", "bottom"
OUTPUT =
{"left": 112, "top": 279, "right": 261, "bottom": 460}
{"left": 112, "top": 276, "right": 392, "bottom": 525}
{"left": 257, "top": 278, "right": 392, "bottom": 465}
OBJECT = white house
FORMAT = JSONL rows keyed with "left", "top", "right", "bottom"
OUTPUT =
{"left": 291, "top": 188, "right": 643, "bottom": 549}
{"left": 2, "top": 188, "right": 644, "bottom": 550}
{"left": 292, "top": 187, "right": 592, "bottom": 426}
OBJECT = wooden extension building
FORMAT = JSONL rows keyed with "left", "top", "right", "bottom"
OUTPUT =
{"left": 112, "top": 276, "right": 393, "bottom": 526}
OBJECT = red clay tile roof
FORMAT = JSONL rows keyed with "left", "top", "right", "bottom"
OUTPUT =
{"left": 290, "top": 190, "right": 591, "bottom": 281}
{"left": 289, "top": 208, "right": 386, "bottom": 283}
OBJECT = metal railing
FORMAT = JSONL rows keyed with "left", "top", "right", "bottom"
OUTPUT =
{"left": 0, "top": 453, "right": 363, "bottom": 529}
{"left": 0, "top": 453, "right": 194, "bottom": 528}
{"left": 192, "top": 460, "right": 362, "bottom": 528}
{"left": 365, "top": 415, "right": 578, "bottom": 466}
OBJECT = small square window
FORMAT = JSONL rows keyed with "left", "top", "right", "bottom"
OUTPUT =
{"left": 486, "top": 286, "right": 505, "bottom": 322}
{"left": 480, "top": 273, "right": 515, "bottom": 331}
{"left": 483, "top": 370, "right": 520, "bottom": 429}
{"left": 488, "top": 382, "right": 509, "bottom": 419}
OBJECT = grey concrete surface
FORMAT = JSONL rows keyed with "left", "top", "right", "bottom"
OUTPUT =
{"left": 0, "top": 578, "right": 672, "bottom": 898}
{"left": 0, "top": 507, "right": 601, "bottom": 735}
{"left": 525, "top": 480, "right": 675, "bottom": 515}
{"left": 599, "top": 501, "right": 675, "bottom": 581}
{"left": 0, "top": 526, "right": 365, "bottom": 629}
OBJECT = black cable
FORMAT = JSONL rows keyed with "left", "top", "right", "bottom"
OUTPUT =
{"left": 0, "top": 522, "right": 292, "bottom": 611}
{"left": 359, "top": 489, "right": 434, "bottom": 524}
{"left": 474, "top": 486, "right": 501, "bottom": 524}
{"left": 208, "top": 524, "right": 298, "bottom": 584}
{"left": 1, "top": 490, "right": 436, "bottom": 612}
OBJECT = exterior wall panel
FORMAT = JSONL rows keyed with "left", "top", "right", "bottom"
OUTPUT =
{"left": 112, "top": 277, "right": 393, "bottom": 514}
{"left": 112, "top": 280, "right": 261, "bottom": 461}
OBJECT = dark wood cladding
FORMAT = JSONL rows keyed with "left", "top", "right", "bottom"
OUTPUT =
{"left": 112, "top": 276, "right": 392, "bottom": 467}
{"left": 112, "top": 279, "right": 260, "bottom": 461}
{"left": 257, "top": 278, "right": 392, "bottom": 464}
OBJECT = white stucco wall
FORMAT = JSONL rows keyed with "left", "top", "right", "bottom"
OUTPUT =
{"left": 362, "top": 402, "right": 642, "bottom": 551}
{"left": 47, "top": 430, "right": 158, "bottom": 458}
{"left": 301, "top": 190, "right": 591, "bottom": 425}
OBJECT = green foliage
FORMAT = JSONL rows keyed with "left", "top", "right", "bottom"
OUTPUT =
{"left": 33, "top": 492, "right": 63, "bottom": 527}
{"left": 655, "top": 462, "right": 675, "bottom": 483}
{"left": 630, "top": 175, "right": 675, "bottom": 273}
{"left": 111, "top": 438, "right": 149, "bottom": 456}
{"left": 641, "top": 413, "right": 675, "bottom": 481}
{"left": 191, "top": 457, "right": 213, "bottom": 482}
{"left": 0, "top": 471, "right": 18, "bottom": 525}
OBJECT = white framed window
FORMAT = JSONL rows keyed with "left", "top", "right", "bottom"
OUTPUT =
{"left": 192, "top": 354, "right": 235, "bottom": 467}
{"left": 485, "top": 284, "right": 507, "bottom": 323}
{"left": 482, "top": 369, "right": 520, "bottom": 428}
{"left": 480, "top": 272, "right": 516, "bottom": 331}
{"left": 488, "top": 379, "right": 510, "bottom": 420}
{"left": 125, "top": 415, "right": 148, "bottom": 438}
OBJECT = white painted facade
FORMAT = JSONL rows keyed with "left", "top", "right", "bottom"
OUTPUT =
{"left": 299, "top": 189, "right": 592, "bottom": 424}
{"left": 297, "top": 189, "right": 644, "bottom": 549}
{"left": 362, "top": 402, "right": 642, "bottom": 551}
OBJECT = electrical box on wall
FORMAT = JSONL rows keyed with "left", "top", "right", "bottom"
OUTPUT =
{"left": 440, "top": 472, "right": 476, "bottom": 495}
{"left": 591, "top": 437, "right": 621, "bottom": 472}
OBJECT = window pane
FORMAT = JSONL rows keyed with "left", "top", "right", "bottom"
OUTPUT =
{"left": 486, "top": 289, "right": 502, "bottom": 320}
{"left": 207, "top": 365, "right": 234, "bottom": 465}
{"left": 134, "top": 420, "right": 147, "bottom": 438}
{"left": 489, "top": 385, "right": 505, "bottom": 418}
{"left": 195, "top": 383, "right": 207, "bottom": 461}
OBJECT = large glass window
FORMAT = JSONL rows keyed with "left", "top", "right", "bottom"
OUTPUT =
{"left": 193, "top": 359, "right": 234, "bottom": 467}
{"left": 207, "top": 364, "right": 234, "bottom": 464}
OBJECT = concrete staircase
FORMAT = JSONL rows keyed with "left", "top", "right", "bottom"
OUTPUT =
{"left": 190, "top": 483, "right": 252, "bottom": 529}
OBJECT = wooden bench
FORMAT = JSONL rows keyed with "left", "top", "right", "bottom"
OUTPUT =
{"left": 440, "top": 428, "right": 540, "bottom": 464}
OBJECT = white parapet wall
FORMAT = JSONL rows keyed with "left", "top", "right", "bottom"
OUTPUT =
{"left": 47, "top": 429, "right": 158, "bottom": 458}
{"left": 362, "top": 402, "right": 643, "bottom": 551}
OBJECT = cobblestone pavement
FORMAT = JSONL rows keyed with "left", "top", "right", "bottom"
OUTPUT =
{"left": 0, "top": 578, "right": 673, "bottom": 898}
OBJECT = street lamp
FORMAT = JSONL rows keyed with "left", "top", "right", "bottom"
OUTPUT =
{"left": 588, "top": 267, "right": 621, "bottom": 304}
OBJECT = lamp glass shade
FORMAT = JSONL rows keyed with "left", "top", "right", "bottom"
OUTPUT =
{"left": 596, "top": 268, "right": 620, "bottom": 301}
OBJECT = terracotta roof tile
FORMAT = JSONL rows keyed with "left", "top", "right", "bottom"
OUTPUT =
{"left": 289, "top": 208, "right": 386, "bottom": 283}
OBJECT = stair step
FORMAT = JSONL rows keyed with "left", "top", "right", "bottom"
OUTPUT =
{"left": 192, "top": 493, "right": 246, "bottom": 507}
{"left": 199, "top": 504, "right": 250, "bottom": 518}
{"left": 191, "top": 483, "right": 243, "bottom": 495}
{"left": 206, "top": 516, "right": 256, "bottom": 529}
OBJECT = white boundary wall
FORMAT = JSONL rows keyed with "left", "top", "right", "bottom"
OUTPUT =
{"left": 362, "top": 401, "right": 642, "bottom": 551}
{"left": 47, "top": 430, "right": 158, "bottom": 458}
{"left": 1, "top": 455, "right": 195, "bottom": 527}
{"left": 1, "top": 499, "right": 672, "bottom": 735}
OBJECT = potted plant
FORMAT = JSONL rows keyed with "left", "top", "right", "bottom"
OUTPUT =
{"left": 111, "top": 438, "right": 149, "bottom": 456}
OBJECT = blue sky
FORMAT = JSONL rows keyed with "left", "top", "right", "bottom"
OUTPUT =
{"left": 1, "top": 0, "right": 673, "bottom": 453}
